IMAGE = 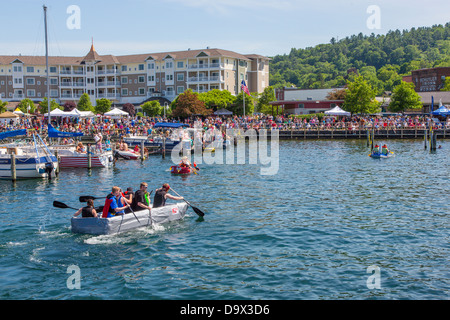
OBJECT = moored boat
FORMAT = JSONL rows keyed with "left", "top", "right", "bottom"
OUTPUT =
{"left": 114, "top": 149, "right": 141, "bottom": 160}
{"left": 71, "top": 202, "right": 188, "bottom": 235}
{"left": 51, "top": 145, "right": 113, "bottom": 168}
{"left": 0, "top": 130, "right": 58, "bottom": 179}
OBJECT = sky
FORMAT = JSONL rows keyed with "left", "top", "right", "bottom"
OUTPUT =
{"left": 1, "top": 0, "right": 449, "bottom": 58}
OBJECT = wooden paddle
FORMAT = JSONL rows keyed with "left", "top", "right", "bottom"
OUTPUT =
{"left": 169, "top": 187, "right": 205, "bottom": 217}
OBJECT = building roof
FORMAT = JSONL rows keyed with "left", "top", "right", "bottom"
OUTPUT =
{"left": 418, "top": 91, "right": 450, "bottom": 104}
{"left": 0, "top": 46, "right": 262, "bottom": 66}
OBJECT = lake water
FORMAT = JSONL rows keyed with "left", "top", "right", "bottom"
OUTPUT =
{"left": 0, "top": 139, "right": 448, "bottom": 300}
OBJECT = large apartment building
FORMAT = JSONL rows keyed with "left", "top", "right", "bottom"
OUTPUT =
{"left": 0, "top": 44, "right": 270, "bottom": 106}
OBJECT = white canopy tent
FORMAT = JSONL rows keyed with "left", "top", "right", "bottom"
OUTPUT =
{"left": 64, "top": 108, "right": 95, "bottom": 118}
{"left": 324, "top": 106, "right": 351, "bottom": 116}
{"left": 44, "top": 108, "right": 67, "bottom": 117}
{"left": 104, "top": 107, "right": 129, "bottom": 119}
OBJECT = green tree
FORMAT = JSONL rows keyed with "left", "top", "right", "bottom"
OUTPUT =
{"left": 389, "top": 81, "right": 422, "bottom": 112}
{"left": 141, "top": 100, "right": 162, "bottom": 116}
{"left": 0, "top": 100, "right": 8, "bottom": 113}
{"left": 198, "top": 89, "right": 236, "bottom": 110}
{"left": 18, "top": 98, "right": 36, "bottom": 113}
{"left": 231, "top": 92, "right": 255, "bottom": 116}
{"left": 95, "top": 98, "right": 112, "bottom": 114}
{"left": 441, "top": 77, "right": 450, "bottom": 91}
{"left": 343, "top": 76, "right": 380, "bottom": 114}
{"left": 256, "top": 86, "right": 277, "bottom": 114}
{"left": 38, "top": 97, "right": 61, "bottom": 114}
{"left": 77, "top": 93, "right": 94, "bottom": 112}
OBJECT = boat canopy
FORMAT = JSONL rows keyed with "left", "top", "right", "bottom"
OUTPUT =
{"left": 0, "top": 129, "right": 27, "bottom": 140}
{"left": 47, "top": 124, "right": 84, "bottom": 138}
{"left": 153, "top": 122, "right": 189, "bottom": 128}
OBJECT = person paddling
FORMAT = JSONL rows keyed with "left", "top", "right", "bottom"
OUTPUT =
{"left": 153, "top": 183, "right": 183, "bottom": 208}
{"left": 74, "top": 199, "right": 98, "bottom": 218}
{"left": 131, "top": 182, "right": 152, "bottom": 212}
{"left": 102, "top": 186, "right": 130, "bottom": 218}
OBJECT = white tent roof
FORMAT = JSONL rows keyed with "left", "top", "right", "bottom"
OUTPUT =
{"left": 324, "top": 106, "right": 351, "bottom": 116}
{"left": 44, "top": 108, "right": 67, "bottom": 117}
{"left": 104, "top": 107, "right": 129, "bottom": 116}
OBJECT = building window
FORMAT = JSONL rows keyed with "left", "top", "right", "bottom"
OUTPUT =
{"left": 121, "top": 88, "right": 128, "bottom": 96}
{"left": 50, "top": 78, "right": 58, "bottom": 85}
{"left": 177, "top": 73, "right": 184, "bottom": 81}
{"left": 13, "top": 66, "right": 22, "bottom": 72}
{"left": 121, "top": 65, "right": 127, "bottom": 72}
{"left": 139, "top": 88, "right": 145, "bottom": 95}
{"left": 50, "top": 89, "right": 58, "bottom": 97}
{"left": 27, "top": 67, "right": 34, "bottom": 73}
{"left": 27, "top": 89, "right": 35, "bottom": 97}
{"left": 138, "top": 76, "right": 145, "bottom": 83}
{"left": 177, "top": 61, "right": 184, "bottom": 68}
{"left": 14, "top": 78, "right": 22, "bottom": 84}
{"left": 166, "top": 74, "right": 173, "bottom": 81}
{"left": 166, "top": 61, "right": 173, "bottom": 69}
{"left": 138, "top": 64, "right": 144, "bottom": 71}
{"left": 177, "top": 86, "right": 184, "bottom": 94}
{"left": 50, "top": 66, "right": 57, "bottom": 73}
{"left": 27, "top": 78, "right": 35, "bottom": 85}
{"left": 148, "top": 63, "right": 155, "bottom": 69}
{"left": 148, "top": 75, "right": 154, "bottom": 82}
{"left": 121, "top": 77, "right": 128, "bottom": 84}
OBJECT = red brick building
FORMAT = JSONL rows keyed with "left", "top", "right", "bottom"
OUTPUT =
{"left": 411, "top": 67, "right": 450, "bottom": 92}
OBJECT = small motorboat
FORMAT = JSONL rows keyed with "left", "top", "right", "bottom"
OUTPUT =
{"left": 71, "top": 202, "right": 188, "bottom": 235}
{"left": 114, "top": 149, "right": 141, "bottom": 160}
{"left": 0, "top": 130, "right": 58, "bottom": 179}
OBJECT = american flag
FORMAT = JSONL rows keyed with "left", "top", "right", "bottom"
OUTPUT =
{"left": 241, "top": 80, "right": 250, "bottom": 96}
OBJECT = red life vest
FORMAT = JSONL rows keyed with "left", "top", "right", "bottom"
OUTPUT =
{"left": 102, "top": 194, "right": 115, "bottom": 218}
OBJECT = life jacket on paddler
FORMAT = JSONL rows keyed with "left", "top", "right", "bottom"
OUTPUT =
{"left": 102, "top": 193, "right": 117, "bottom": 218}
{"left": 381, "top": 144, "right": 388, "bottom": 155}
{"left": 81, "top": 206, "right": 95, "bottom": 218}
{"left": 153, "top": 184, "right": 170, "bottom": 208}
{"left": 373, "top": 144, "right": 380, "bottom": 154}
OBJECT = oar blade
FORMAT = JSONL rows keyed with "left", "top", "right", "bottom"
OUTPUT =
{"left": 79, "top": 196, "right": 96, "bottom": 202}
{"left": 191, "top": 206, "right": 205, "bottom": 217}
{"left": 53, "top": 201, "right": 69, "bottom": 209}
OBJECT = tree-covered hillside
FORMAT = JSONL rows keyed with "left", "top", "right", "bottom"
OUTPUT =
{"left": 269, "top": 23, "right": 450, "bottom": 94}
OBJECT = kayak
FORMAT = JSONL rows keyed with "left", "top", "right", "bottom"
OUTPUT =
{"left": 369, "top": 151, "right": 394, "bottom": 158}
{"left": 71, "top": 202, "right": 188, "bottom": 235}
{"left": 170, "top": 165, "right": 195, "bottom": 175}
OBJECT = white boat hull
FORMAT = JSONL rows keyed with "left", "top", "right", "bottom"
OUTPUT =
{"left": 71, "top": 202, "right": 188, "bottom": 235}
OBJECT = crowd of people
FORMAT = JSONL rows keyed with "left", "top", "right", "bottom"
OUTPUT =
{"left": 2, "top": 113, "right": 449, "bottom": 138}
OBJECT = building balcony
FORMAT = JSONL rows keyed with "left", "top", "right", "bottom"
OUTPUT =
{"left": 96, "top": 69, "right": 118, "bottom": 75}
{"left": 97, "top": 81, "right": 121, "bottom": 87}
{"left": 187, "top": 75, "right": 224, "bottom": 83}
{"left": 97, "top": 93, "right": 121, "bottom": 99}
{"left": 187, "top": 63, "right": 224, "bottom": 70}
{"left": 59, "top": 70, "right": 85, "bottom": 75}
{"left": 60, "top": 82, "right": 85, "bottom": 88}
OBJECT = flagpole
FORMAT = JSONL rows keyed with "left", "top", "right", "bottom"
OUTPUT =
{"left": 44, "top": 5, "right": 50, "bottom": 124}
